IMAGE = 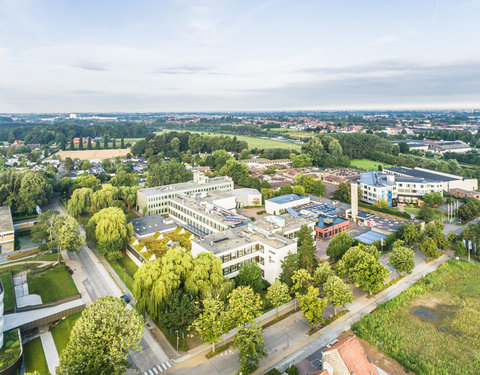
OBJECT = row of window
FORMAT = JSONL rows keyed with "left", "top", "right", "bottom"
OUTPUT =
{"left": 221, "top": 244, "right": 264, "bottom": 263}
{"left": 146, "top": 184, "right": 233, "bottom": 203}
{"left": 222, "top": 256, "right": 264, "bottom": 276}
{"left": 169, "top": 202, "right": 227, "bottom": 232}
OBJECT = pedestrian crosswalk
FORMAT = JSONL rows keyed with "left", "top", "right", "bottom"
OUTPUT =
{"left": 143, "top": 361, "right": 172, "bottom": 375}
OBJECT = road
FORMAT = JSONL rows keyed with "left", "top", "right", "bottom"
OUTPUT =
{"left": 169, "top": 253, "right": 452, "bottom": 375}
{"left": 45, "top": 198, "right": 170, "bottom": 374}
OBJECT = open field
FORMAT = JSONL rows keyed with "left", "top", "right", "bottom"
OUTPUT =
{"left": 23, "top": 337, "right": 50, "bottom": 375}
{"left": 52, "top": 311, "right": 83, "bottom": 355}
{"left": 48, "top": 148, "right": 131, "bottom": 160}
{"left": 28, "top": 265, "right": 79, "bottom": 303}
{"left": 157, "top": 130, "right": 302, "bottom": 150}
{"left": 353, "top": 259, "right": 480, "bottom": 375}
{"left": 350, "top": 158, "right": 393, "bottom": 170}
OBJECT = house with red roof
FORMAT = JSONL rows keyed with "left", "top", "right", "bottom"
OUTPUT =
{"left": 318, "top": 335, "right": 379, "bottom": 375}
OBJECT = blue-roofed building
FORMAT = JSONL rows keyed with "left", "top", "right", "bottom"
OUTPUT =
{"left": 354, "top": 230, "right": 388, "bottom": 245}
{"left": 315, "top": 216, "right": 350, "bottom": 239}
{"left": 265, "top": 194, "right": 310, "bottom": 215}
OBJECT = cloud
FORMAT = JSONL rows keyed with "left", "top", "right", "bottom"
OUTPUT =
{"left": 152, "top": 65, "right": 215, "bottom": 75}
{"left": 74, "top": 62, "right": 109, "bottom": 71}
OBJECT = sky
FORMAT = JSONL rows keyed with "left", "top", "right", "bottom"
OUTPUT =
{"left": 1, "top": 0, "right": 480, "bottom": 112}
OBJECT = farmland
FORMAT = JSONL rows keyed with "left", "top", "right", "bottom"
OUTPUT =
{"left": 48, "top": 148, "right": 131, "bottom": 160}
{"left": 353, "top": 260, "right": 480, "bottom": 375}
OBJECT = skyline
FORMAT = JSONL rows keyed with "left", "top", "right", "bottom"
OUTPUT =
{"left": 1, "top": 0, "right": 480, "bottom": 112}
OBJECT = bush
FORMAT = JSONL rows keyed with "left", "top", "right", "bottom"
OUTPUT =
{"left": 256, "top": 209, "right": 266, "bottom": 215}
{"left": 285, "top": 364, "right": 299, "bottom": 375}
{"left": 264, "top": 369, "right": 281, "bottom": 375}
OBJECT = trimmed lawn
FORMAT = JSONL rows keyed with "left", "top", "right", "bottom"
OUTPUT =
{"left": 350, "top": 159, "right": 392, "bottom": 171}
{"left": 23, "top": 337, "right": 50, "bottom": 375}
{"left": 405, "top": 207, "right": 444, "bottom": 221}
{"left": 107, "top": 252, "right": 138, "bottom": 292}
{"left": 353, "top": 260, "right": 480, "bottom": 375}
{"left": 51, "top": 311, "right": 83, "bottom": 355}
{"left": 28, "top": 266, "right": 79, "bottom": 303}
{"left": 0, "top": 272, "right": 14, "bottom": 311}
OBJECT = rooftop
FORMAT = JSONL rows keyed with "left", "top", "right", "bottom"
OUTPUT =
{"left": 267, "top": 193, "right": 308, "bottom": 205}
{"left": 138, "top": 176, "right": 232, "bottom": 197}
{"left": 129, "top": 215, "right": 176, "bottom": 237}
{"left": 316, "top": 216, "right": 347, "bottom": 229}
{"left": 359, "top": 171, "right": 395, "bottom": 187}
{"left": 193, "top": 225, "right": 294, "bottom": 255}
{"left": 0, "top": 206, "right": 13, "bottom": 234}
{"left": 385, "top": 167, "right": 460, "bottom": 182}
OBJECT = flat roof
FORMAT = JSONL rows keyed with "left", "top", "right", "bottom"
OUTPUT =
{"left": 129, "top": 215, "right": 176, "bottom": 237}
{"left": 386, "top": 167, "right": 459, "bottom": 182}
{"left": 194, "top": 227, "right": 294, "bottom": 255}
{"left": 354, "top": 231, "right": 388, "bottom": 245}
{"left": 316, "top": 216, "right": 347, "bottom": 229}
{"left": 359, "top": 171, "right": 395, "bottom": 187}
{"left": 138, "top": 176, "right": 232, "bottom": 197}
{"left": 0, "top": 206, "right": 13, "bottom": 234}
{"left": 267, "top": 194, "right": 308, "bottom": 205}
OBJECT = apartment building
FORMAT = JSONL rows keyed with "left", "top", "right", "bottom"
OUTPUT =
{"left": 136, "top": 171, "right": 234, "bottom": 216}
{"left": 359, "top": 171, "right": 397, "bottom": 206}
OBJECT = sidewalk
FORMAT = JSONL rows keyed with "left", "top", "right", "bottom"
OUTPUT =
{"left": 61, "top": 251, "right": 92, "bottom": 306}
{"left": 40, "top": 330, "right": 60, "bottom": 375}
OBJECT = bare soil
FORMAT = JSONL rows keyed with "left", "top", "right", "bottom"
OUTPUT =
{"left": 48, "top": 148, "right": 131, "bottom": 160}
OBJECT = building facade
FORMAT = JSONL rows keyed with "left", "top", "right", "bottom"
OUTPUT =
{"left": 0, "top": 207, "right": 14, "bottom": 254}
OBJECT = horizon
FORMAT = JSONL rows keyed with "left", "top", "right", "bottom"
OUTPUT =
{"left": 1, "top": 0, "right": 480, "bottom": 112}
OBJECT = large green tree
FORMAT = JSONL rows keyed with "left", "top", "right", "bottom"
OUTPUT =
{"left": 227, "top": 286, "right": 263, "bottom": 328}
{"left": 279, "top": 252, "right": 300, "bottom": 289}
{"left": 297, "top": 285, "right": 327, "bottom": 327}
{"left": 313, "top": 262, "right": 335, "bottom": 286}
{"left": 297, "top": 224, "right": 318, "bottom": 273}
{"left": 191, "top": 295, "right": 227, "bottom": 353}
{"left": 266, "top": 280, "right": 290, "bottom": 318}
{"left": 326, "top": 232, "right": 356, "bottom": 261}
{"left": 323, "top": 275, "right": 353, "bottom": 315}
{"left": 55, "top": 215, "right": 84, "bottom": 261}
{"left": 158, "top": 288, "right": 196, "bottom": 340}
{"left": 16, "top": 171, "right": 53, "bottom": 214}
{"left": 57, "top": 296, "right": 144, "bottom": 375}
{"left": 232, "top": 325, "right": 268, "bottom": 375}
{"left": 147, "top": 161, "right": 192, "bottom": 187}
{"left": 389, "top": 241, "right": 415, "bottom": 275}
{"left": 235, "top": 262, "right": 264, "bottom": 294}
{"left": 67, "top": 187, "right": 93, "bottom": 217}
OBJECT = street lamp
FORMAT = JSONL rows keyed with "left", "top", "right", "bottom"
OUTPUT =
{"left": 176, "top": 330, "right": 179, "bottom": 354}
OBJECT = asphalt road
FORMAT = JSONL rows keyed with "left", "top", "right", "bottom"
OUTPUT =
{"left": 45, "top": 198, "right": 170, "bottom": 374}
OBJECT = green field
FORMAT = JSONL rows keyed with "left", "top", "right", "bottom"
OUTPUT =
{"left": 157, "top": 130, "right": 302, "bottom": 150}
{"left": 350, "top": 159, "right": 393, "bottom": 171}
{"left": 404, "top": 207, "right": 444, "bottom": 221}
{"left": 0, "top": 272, "right": 14, "bottom": 311}
{"left": 52, "top": 311, "right": 83, "bottom": 355}
{"left": 23, "top": 337, "right": 50, "bottom": 375}
{"left": 28, "top": 266, "right": 79, "bottom": 303}
{"left": 353, "top": 260, "right": 480, "bottom": 375}
{"left": 107, "top": 251, "right": 139, "bottom": 292}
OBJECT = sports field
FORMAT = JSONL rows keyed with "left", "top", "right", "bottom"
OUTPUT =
{"left": 350, "top": 159, "right": 392, "bottom": 170}
{"left": 353, "top": 260, "right": 480, "bottom": 375}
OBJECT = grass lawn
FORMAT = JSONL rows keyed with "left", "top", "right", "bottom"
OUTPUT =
{"left": 157, "top": 130, "right": 302, "bottom": 150}
{"left": 404, "top": 207, "right": 444, "bottom": 221}
{"left": 0, "top": 272, "right": 14, "bottom": 311}
{"left": 23, "top": 337, "right": 50, "bottom": 375}
{"left": 51, "top": 311, "right": 83, "bottom": 355}
{"left": 126, "top": 210, "right": 140, "bottom": 220}
{"left": 107, "top": 252, "right": 138, "bottom": 292}
{"left": 28, "top": 265, "right": 79, "bottom": 303}
{"left": 353, "top": 260, "right": 480, "bottom": 375}
{"left": 350, "top": 159, "right": 393, "bottom": 171}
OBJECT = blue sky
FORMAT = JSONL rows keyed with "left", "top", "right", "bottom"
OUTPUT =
{"left": 1, "top": 0, "right": 480, "bottom": 112}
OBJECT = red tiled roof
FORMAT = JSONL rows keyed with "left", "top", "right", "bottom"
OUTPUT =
{"left": 325, "top": 335, "right": 379, "bottom": 375}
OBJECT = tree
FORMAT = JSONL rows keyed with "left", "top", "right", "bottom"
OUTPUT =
{"left": 16, "top": 171, "right": 53, "bottom": 214}
{"left": 69, "top": 138, "right": 74, "bottom": 150}
{"left": 236, "top": 262, "right": 264, "bottom": 294}
{"left": 336, "top": 246, "right": 390, "bottom": 295}
{"left": 266, "top": 280, "right": 290, "bottom": 318}
{"left": 79, "top": 137, "right": 83, "bottom": 149}
{"left": 291, "top": 269, "right": 313, "bottom": 296}
{"left": 313, "top": 262, "right": 334, "bottom": 286}
{"left": 67, "top": 187, "right": 93, "bottom": 217}
{"left": 291, "top": 154, "right": 312, "bottom": 168}
{"left": 64, "top": 157, "right": 74, "bottom": 172}
{"left": 158, "top": 289, "right": 195, "bottom": 340}
{"left": 402, "top": 222, "right": 420, "bottom": 245}
{"left": 297, "top": 224, "right": 318, "bottom": 273}
{"left": 374, "top": 198, "right": 390, "bottom": 209}
{"left": 112, "top": 138, "right": 117, "bottom": 148}
{"left": 417, "top": 204, "right": 435, "bottom": 222}
{"left": 91, "top": 184, "right": 119, "bottom": 212}
{"left": 57, "top": 296, "right": 144, "bottom": 375}
{"left": 118, "top": 186, "right": 140, "bottom": 210}
{"left": 323, "top": 275, "right": 353, "bottom": 315}
{"left": 302, "top": 137, "right": 324, "bottom": 166}
{"left": 191, "top": 296, "right": 227, "bottom": 353}
{"left": 311, "top": 180, "right": 327, "bottom": 197}
{"left": 420, "top": 237, "right": 441, "bottom": 259}
{"left": 389, "top": 242, "right": 415, "bottom": 275}
{"left": 297, "top": 285, "right": 327, "bottom": 327}
{"left": 86, "top": 207, "right": 132, "bottom": 259}
{"left": 76, "top": 174, "right": 101, "bottom": 190}
{"left": 147, "top": 161, "right": 192, "bottom": 187}
{"left": 121, "top": 137, "right": 125, "bottom": 148}
{"left": 279, "top": 252, "right": 300, "bottom": 289}
{"left": 423, "top": 192, "right": 444, "bottom": 206}
{"left": 227, "top": 286, "right": 263, "bottom": 328}
{"left": 292, "top": 185, "right": 305, "bottom": 195}
{"left": 326, "top": 232, "right": 355, "bottom": 261}
{"left": 104, "top": 135, "right": 109, "bottom": 149}
{"left": 87, "top": 137, "right": 92, "bottom": 150}
{"left": 54, "top": 215, "right": 84, "bottom": 261}
{"left": 232, "top": 325, "right": 268, "bottom": 375}
{"left": 31, "top": 210, "right": 59, "bottom": 246}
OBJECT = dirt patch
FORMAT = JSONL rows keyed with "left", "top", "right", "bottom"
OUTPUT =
{"left": 48, "top": 148, "right": 130, "bottom": 160}
{"left": 337, "top": 330, "right": 412, "bottom": 375}
{"left": 410, "top": 297, "right": 443, "bottom": 309}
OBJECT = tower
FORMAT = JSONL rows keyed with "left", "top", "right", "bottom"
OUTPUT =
{"left": 351, "top": 183, "right": 358, "bottom": 221}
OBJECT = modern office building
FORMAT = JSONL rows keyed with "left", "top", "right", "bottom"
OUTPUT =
{"left": 359, "top": 171, "right": 398, "bottom": 206}
{"left": 136, "top": 171, "right": 234, "bottom": 215}
{"left": 0, "top": 207, "right": 14, "bottom": 254}
{"left": 265, "top": 194, "right": 310, "bottom": 214}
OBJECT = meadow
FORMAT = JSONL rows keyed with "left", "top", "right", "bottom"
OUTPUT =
{"left": 352, "top": 260, "right": 480, "bottom": 375}
{"left": 350, "top": 158, "right": 393, "bottom": 170}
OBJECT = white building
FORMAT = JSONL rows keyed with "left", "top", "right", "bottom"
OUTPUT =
{"left": 137, "top": 171, "right": 234, "bottom": 215}
{"left": 191, "top": 224, "right": 296, "bottom": 284}
{"left": 359, "top": 171, "right": 397, "bottom": 206}
{"left": 265, "top": 194, "right": 310, "bottom": 214}
{"left": 229, "top": 188, "right": 262, "bottom": 207}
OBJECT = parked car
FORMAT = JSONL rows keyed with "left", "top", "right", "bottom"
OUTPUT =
{"left": 51, "top": 248, "right": 58, "bottom": 253}
{"left": 120, "top": 295, "right": 130, "bottom": 303}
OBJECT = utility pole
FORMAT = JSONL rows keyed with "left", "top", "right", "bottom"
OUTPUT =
{"left": 176, "top": 330, "right": 179, "bottom": 354}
